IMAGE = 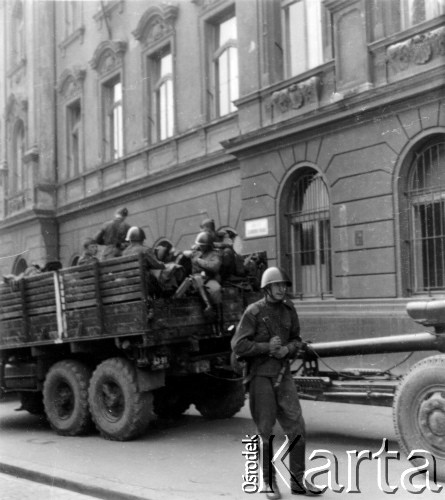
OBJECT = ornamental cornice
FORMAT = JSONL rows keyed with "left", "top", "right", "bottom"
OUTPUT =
{"left": 132, "top": 2, "right": 179, "bottom": 45}
{"left": 90, "top": 40, "right": 128, "bottom": 74}
{"left": 58, "top": 66, "right": 87, "bottom": 97}
{"left": 387, "top": 26, "right": 445, "bottom": 72}
{"left": 270, "top": 76, "right": 320, "bottom": 114}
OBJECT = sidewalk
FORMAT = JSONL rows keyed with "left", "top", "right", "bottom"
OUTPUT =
{"left": 0, "top": 471, "right": 95, "bottom": 500}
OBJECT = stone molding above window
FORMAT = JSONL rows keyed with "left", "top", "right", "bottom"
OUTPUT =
{"left": 387, "top": 26, "right": 445, "bottom": 72}
{"left": 270, "top": 76, "right": 321, "bottom": 114}
{"left": 90, "top": 40, "right": 127, "bottom": 76}
{"left": 58, "top": 66, "right": 87, "bottom": 101}
{"left": 132, "top": 2, "right": 179, "bottom": 47}
{"left": 59, "top": 26, "right": 86, "bottom": 57}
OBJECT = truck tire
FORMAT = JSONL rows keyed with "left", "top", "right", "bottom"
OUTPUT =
{"left": 19, "top": 391, "right": 45, "bottom": 415}
{"left": 88, "top": 358, "right": 153, "bottom": 441}
{"left": 195, "top": 379, "right": 245, "bottom": 419}
{"left": 153, "top": 386, "right": 190, "bottom": 419}
{"left": 43, "top": 360, "right": 92, "bottom": 436}
{"left": 393, "top": 354, "right": 445, "bottom": 479}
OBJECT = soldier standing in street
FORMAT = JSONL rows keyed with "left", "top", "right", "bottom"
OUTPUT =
{"left": 231, "top": 267, "right": 323, "bottom": 498}
{"left": 94, "top": 207, "right": 131, "bottom": 260}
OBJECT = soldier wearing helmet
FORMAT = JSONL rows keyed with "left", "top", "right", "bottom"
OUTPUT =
{"left": 77, "top": 237, "right": 99, "bottom": 266}
{"left": 122, "top": 226, "right": 166, "bottom": 304}
{"left": 231, "top": 267, "right": 323, "bottom": 498}
{"left": 177, "top": 230, "right": 222, "bottom": 319}
{"left": 94, "top": 207, "right": 131, "bottom": 260}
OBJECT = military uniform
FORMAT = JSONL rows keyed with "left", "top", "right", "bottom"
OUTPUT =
{"left": 123, "top": 242, "right": 165, "bottom": 297}
{"left": 231, "top": 297, "right": 306, "bottom": 491}
{"left": 191, "top": 247, "right": 222, "bottom": 304}
{"left": 95, "top": 217, "right": 130, "bottom": 260}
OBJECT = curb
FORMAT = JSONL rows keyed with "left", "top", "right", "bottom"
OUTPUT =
{"left": 0, "top": 460, "right": 152, "bottom": 500}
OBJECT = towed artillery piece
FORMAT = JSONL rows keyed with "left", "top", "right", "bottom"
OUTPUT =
{"left": 294, "top": 299, "right": 445, "bottom": 478}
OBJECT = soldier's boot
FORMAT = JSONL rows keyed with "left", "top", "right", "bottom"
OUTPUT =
{"left": 290, "top": 436, "right": 323, "bottom": 496}
{"left": 195, "top": 280, "right": 215, "bottom": 318}
{"left": 146, "top": 296, "right": 155, "bottom": 320}
{"left": 215, "top": 303, "right": 224, "bottom": 335}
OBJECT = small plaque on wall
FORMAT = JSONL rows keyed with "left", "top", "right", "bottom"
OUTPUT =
{"left": 245, "top": 218, "right": 269, "bottom": 238}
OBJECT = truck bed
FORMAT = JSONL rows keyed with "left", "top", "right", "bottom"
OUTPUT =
{"left": 0, "top": 254, "right": 259, "bottom": 350}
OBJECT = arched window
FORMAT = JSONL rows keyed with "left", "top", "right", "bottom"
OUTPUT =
{"left": 284, "top": 167, "right": 332, "bottom": 298}
{"left": 13, "top": 257, "right": 27, "bottom": 275}
{"left": 406, "top": 138, "right": 445, "bottom": 293}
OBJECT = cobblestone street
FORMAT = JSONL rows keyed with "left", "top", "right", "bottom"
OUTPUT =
{"left": 0, "top": 472, "right": 94, "bottom": 500}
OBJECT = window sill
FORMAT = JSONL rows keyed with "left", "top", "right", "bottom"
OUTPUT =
{"left": 369, "top": 15, "right": 445, "bottom": 51}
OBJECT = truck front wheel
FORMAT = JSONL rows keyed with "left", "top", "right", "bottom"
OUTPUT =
{"left": 393, "top": 354, "right": 445, "bottom": 480}
{"left": 88, "top": 357, "right": 154, "bottom": 441}
{"left": 43, "top": 360, "right": 92, "bottom": 436}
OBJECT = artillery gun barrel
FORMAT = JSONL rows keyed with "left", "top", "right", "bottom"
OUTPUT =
{"left": 307, "top": 332, "right": 445, "bottom": 358}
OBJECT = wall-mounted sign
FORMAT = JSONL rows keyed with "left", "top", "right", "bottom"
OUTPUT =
{"left": 245, "top": 218, "right": 269, "bottom": 238}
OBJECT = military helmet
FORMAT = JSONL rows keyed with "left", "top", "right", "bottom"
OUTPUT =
{"left": 195, "top": 231, "right": 214, "bottom": 247}
{"left": 126, "top": 226, "right": 146, "bottom": 242}
{"left": 260, "top": 267, "right": 292, "bottom": 289}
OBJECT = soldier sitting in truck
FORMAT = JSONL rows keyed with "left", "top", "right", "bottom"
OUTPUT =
{"left": 175, "top": 231, "right": 223, "bottom": 322}
{"left": 77, "top": 237, "right": 99, "bottom": 266}
{"left": 3, "top": 263, "right": 42, "bottom": 291}
{"left": 122, "top": 226, "right": 166, "bottom": 297}
{"left": 199, "top": 218, "right": 240, "bottom": 281}
{"left": 94, "top": 207, "right": 131, "bottom": 260}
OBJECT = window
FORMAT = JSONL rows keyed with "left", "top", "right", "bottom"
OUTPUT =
{"left": 103, "top": 78, "right": 123, "bottom": 161}
{"left": 11, "top": 0, "right": 24, "bottom": 66}
{"left": 12, "top": 120, "right": 25, "bottom": 194}
{"left": 149, "top": 49, "right": 174, "bottom": 142}
{"left": 372, "top": 0, "right": 445, "bottom": 39}
{"left": 67, "top": 100, "right": 81, "bottom": 177}
{"left": 64, "top": 1, "right": 80, "bottom": 38}
{"left": 285, "top": 168, "right": 332, "bottom": 298}
{"left": 282, "top": 0, "right": 332, "bottom": 77}
{"left": 13, "top": 257, "right": 27, "bottom": 275}
{"left": 209, "top": 13, "right": 239, "bottom": 118}
{"left": 401, "top": 0, "right": 445, "bottom": 29}
{"left": 407, "top": 139, "right": 445, "bottom": 293}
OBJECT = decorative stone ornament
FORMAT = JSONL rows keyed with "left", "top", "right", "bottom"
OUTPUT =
{"left": 387, "top": 27, "right": 445, "bottom": 73}
{"left": 271, "top": 76, "right": 320, "bottom": 114}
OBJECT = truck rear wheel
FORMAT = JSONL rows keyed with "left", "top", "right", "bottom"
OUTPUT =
{"left": 393, "top": 354, "right": 445, "bottom": 479}
{"left": 195, "top": 378, "right": 245, "bottom": 419}
{"left": 88, "top": 357, "right": 153, "bottom": 441}
{"left": 43, "top": 360, "right": 92, "bottom": 436}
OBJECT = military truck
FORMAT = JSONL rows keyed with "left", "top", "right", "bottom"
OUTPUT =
{"left": 0, "top": 254, "right": 263, "bottom": 441}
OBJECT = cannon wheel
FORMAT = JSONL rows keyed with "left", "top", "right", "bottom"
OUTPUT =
{"left": 43, "top": 360, "right": 92, "bottom": 436}
{"left": 88, "top": 357, "right": 153, "bottom": 441}
{"left": 195, "top": 379, "right": 245, "bottom": 419}
{"left": 393, "top": 354, "right": 445, "bottom": 478}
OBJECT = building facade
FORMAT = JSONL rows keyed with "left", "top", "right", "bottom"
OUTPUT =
{"left": 1, "top": 0, "right": 444, "bottom": 357}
